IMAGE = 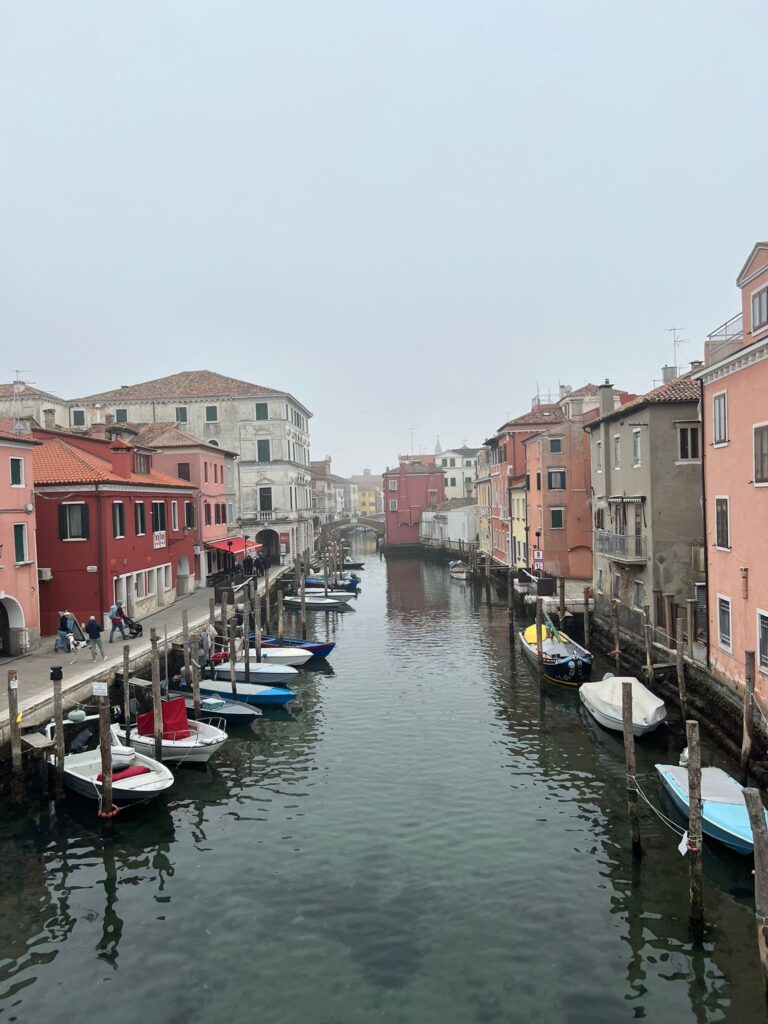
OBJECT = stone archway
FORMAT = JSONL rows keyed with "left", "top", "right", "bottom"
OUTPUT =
{"left": 255, "top": 528, "right": 281, "bottom": 566}
{"left": 0, "top": 596, "right": 26, "bottom": 657}
{"left": 176, "top": 554, "right": 191, "bottom": 598}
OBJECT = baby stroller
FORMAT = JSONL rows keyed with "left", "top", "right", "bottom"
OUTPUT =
{"left": 123, "top": 614, "right": 143, "bottom": 638}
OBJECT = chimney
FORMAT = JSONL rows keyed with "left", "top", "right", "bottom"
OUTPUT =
{"left": 598, "top": 379, "right": 614, "bottom": 419}
{"left": 690, "top": 359, "right": 703, "bottom": 372}
{"left": 109, "top": 442, "right": 133, "bottom": 478}
{"left": 661, "top": 365, "right": 677, "bottom": 383}
{"left": 43, "top": 409, "right": 56, "bottom": 429}
{"left": 559, "top": 384, "right": 572, "bottom": 400}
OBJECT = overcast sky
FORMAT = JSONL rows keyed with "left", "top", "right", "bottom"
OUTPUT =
{"left": 1, "top": 1, "right": 765, "bottom": 475}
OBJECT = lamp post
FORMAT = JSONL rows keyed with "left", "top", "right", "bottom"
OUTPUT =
{"left": 227, "top": 539, "right": 234, "bottom": 576}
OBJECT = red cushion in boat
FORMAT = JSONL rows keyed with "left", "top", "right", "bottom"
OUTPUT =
{"left": 136, "top": 697, "right": 191, "bottom": 740}
{"left": 97, "top": 765, "right": 151, "bottom": 782}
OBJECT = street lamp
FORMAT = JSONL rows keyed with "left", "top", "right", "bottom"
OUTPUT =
{"left": 227, "top": 539, "right": 234, "bottom": 575}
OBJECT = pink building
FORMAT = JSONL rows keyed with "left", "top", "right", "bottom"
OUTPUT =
{"left": 698, "top": 242, "right": 768, "bottom": 698}
{"left": 0, "top": 421, "right": 40, "bottom": 654}
{"left": 383, "top": 459, "right": 445, "bottom": 547}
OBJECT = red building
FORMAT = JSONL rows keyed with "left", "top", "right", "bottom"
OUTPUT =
{"left": 32, "top": 430, "right": 198, "bottom": 634}
{"left": 383, "top": 459, "right": 445, "bottom": 547}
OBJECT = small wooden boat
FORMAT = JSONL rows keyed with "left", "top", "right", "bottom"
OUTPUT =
{"left": 449, "top": 561, "right": 469, "bottom": 581}
{"left": 211, "top": 661, "right": 299, "bottom": 685}
{"left": 284, "top": 593, "right": 354, "bottom": 610}
{"left": 169, "top": 689, "right": 263, "bottom": 724}
{"left": 580, "top": 676, "right": 666, "bottom": 736}
{"left": 656, "top": 763, "right": 768, "bottom": 855}
{"left": 518, "top": 621, "right": 592, "bottom": 686}
{"left": 211, "top": 646, "right": 313, "bottom": 668}
{"left": 199, "top": 677, "right": 297, "bottom": 706}
{"left": 342, "top": 558, "right": 365, "bottom": 570}
{"left": 259, "top": 635, "right": 336, "bottom": 659}
{"left": 113, "top": 697, "right": 228, "bottom": 764}
{"left": 44, "top": 716, "right": 174, "bottom": 802}
{"left": 305, "top": 577, "right": 360, "bottom": 592}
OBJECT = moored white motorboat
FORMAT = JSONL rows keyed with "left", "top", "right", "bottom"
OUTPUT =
{"left": 199, "top": 677, "right": 297, "bottom": 706}
{"left": 211, "top": 661, "right": 299, "bottom": 686}
{"left": 44, "top": 715, "right": 174, "bottom": 803}
{"left": 579, "top": 676, "right": 666, "bottom": 736}
{"left": 284, "top": 593, "right": 354, "bottom": 610}
{"left": 169, "top": 690, "right": 263, "bottom": 725}
{"left": 212, "top": 645, "right": 313, "bottom": 668}
{"left": 113, "top": 696, "right": 228, "bottom": 764}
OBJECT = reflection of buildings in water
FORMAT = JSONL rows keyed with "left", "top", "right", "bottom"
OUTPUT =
{"left": 0, "top": 835, "right": 56, "bottom": 969}
{"left": 385, "top": 556, "right": 455, "bottom": 619}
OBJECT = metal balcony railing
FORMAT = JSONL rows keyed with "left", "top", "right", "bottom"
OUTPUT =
{"left": 707, "top": 311, "right": 743, "bottom": 343}
{"left": 594, "top": 530, "right": 647, "bottom": 562}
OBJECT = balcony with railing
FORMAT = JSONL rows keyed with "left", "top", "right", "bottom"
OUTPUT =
{"left": 705, "top": 311, "right": 743, "bottom": 365}
{"left": 594, "top": 530, "right": 647, "bottom": 563}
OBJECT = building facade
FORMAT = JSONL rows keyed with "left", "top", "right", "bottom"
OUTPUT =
{"left": 0, "top": 422, "right": 40, "bottom": 655}
{"left": 588, "top": 375, "right": 704, "bottom": 647}
{"left": 475, "top": 447, "right": 491, "bottom": 557}
{"left": 349, "top": 472, "right": 384, "bottom": 516}
{"left": 436, "top": 447, "right": 481, "bottom": 500}
{"left": 696, "top": 241, "right": 768, "bottom": 697}
{"left": 383, "top": 460, "right": 445, "bottom": 547}
{"left": 420, "top": 500, "right": 479, "bottom": 550}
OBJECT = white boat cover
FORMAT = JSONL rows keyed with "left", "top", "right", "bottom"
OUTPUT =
{"left": 580, "top": 676, "right": 666, "bottom": 727}
{"left": 660, "top": 765, "right": 744, "bottom": 805}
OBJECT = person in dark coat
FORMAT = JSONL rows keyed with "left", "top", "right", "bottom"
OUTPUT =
{"left": 85, "top": 616, "right": 107, "bottom": 661}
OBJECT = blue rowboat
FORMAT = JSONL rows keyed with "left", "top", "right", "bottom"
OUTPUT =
{"left": 305, "top": 577, "right": 359, "bottom": 593}
{"left": 258, "top": 635, "right": 336, "bottom": 659}
{"left": 656, "top": 763, "right": 768, "bottom": 855}
{"left": 198, "top": 678, "right": 296, "bottom": 707}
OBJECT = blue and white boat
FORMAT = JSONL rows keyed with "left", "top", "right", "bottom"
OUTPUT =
{"left": 258, "top": 635, "right": 336, "bottom": 659}
{"left": 656, "top": 763, "right": 768, "bottom": 855}
{"left": 199, "top": 677, "right": 297, "bottom": 707}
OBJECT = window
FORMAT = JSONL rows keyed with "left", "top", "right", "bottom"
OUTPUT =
{"left": 613, "top": 573, "right": 621, "bottom": 599}
{"left": 595, "top": 440, "right": 602, "bottom": 471}
{"left": 449, "top": 458, "right": 456, "bottom": 467}
{"left": 441, "top": 459, "right": 447, "bottom": 467}
{"left": 715, "top": 497, "right": 730, "bottom": 549}
{"left": 594, "top": 507, "right": 605, "bottom": 530}
{"left": 256, "top": 402, "right": 268, "bottom": 420}
{"left": 549, "top": 437, "right": 562, "bottom": 454}
{"left": 536, "top": 471, "right": 541, "bottom": 491}
{"left": 135, "top": 501, "right": 146, "bottom": 536}
{"left": 718, "top": 596, "right": 732, "bottom": 652}
{"left": 613, "top": 435, "right": 621, "bottom": 468}
{"left": 164, "top": 565, "right": 172, "bottom": 590}
{"left": 759, "top": 611, "right": 768, "bottom": 673}
{"left": 214, "top": 503, "right": 221, "bottom": 525}
{"left": 752, "top": 286, "right": 768, "bottom": 331}
{"left": 547, "top": 469, "right": 566, "bottom": 490}
{"left": 135, "top": 571, "right": 146, "bottom": 600}
{"left": 115, "top": 408, "right": 128, "bottom": 423}
{"left": 59, "top": 502, "right": 89, "bottom": 540}
{"left": 171, "top": 501, "right": 178, "bottom": 531}
{"left": 112, "top": 501, "right": 125, "bottom": 539}
{"left": 755, "top": 425, "right": 768, "bottom": 484}
{"left": 389, "top": 499, "right": 398, "bottom": 511}
{"left": 184, "top": 501, "right": 194, "bottom": 528}
{"left": 449, "top": 477, "right": 456, "bottom": 487}
{"left": 597, "top": 568, "right": 604, "bottom": 592}
{"left": 465, "top": 459, "right": 472, "bottom": 467}
{"left": 634, "top": 580, "right": 646, "bottom": 609}
{"left": 134, "top": 453, "right": 150, "bottom": 474}
{"left": 713, "top": 393, "right": 728, "bottom": 445}
{"left": 678, "top": 425, "right": 701, "bottom": 462}
{"left": 175, "top": 406, "right": 188, "bottom": 423}
{"left": 146, "top": 568, "right": 156, "bottom": 595}
{"left": 257, "top": 439, "right": 271, "bottom": 462}
{"left": 388, "top": 479, "right": 398, "bottom": 491}
{"left": 71, "top": 410, "right": 85, "bottom": 427}
{"left": 177, "top": 462, "right": 191, "bottom": 481}
{"left": 259, "top": 487, "right": 273, "bottom": 511}
{"left": 13, "top": 523, "right": 27, "bottom": 563}
{"left": 204, "top": 462, "right": 209, "bottom": 483}
{"left": 204, "top": 503, "right": 211, "bottom": 526}
{"left": 550, "top": 507, "right": 564, "bottom": 529}
{"left": 208, "top": 439, "right": 219, "bottom": 447}
{"left": 151, "top": 500, "right": 166, "bottom": 533}
{"left": 632, "top": 429, "right": 641, "bottom": 467}
{"left": 205, "top": 405, "right": 218, "bottom": 422}
{"left": 10, "top": 457, "right": 23, "bottom": 487}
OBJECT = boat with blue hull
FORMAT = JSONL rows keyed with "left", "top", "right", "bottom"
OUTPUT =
{"left": 656, "top": 763, "right": 768, "bottom": 855}
{"left": 198, "top": 678, "right": 297, "bottom": 707}
{"left": 518, "top": 622, "right": 593, "bottom": 686}
{"left": 305, "top": 577, "right": 360, "bottom": 593}
{"left": 256, "top": 635, "right": 336, "bottom": 659}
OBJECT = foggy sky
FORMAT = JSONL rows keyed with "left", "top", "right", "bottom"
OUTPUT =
{"left": 1, "top": 1, "right": 765, "bottom": 476}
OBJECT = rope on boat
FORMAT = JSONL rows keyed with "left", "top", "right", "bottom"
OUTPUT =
{"left": 629, "top": 774, "right": 687, "bottom": 839}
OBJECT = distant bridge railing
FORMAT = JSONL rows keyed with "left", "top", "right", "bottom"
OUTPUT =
{"left": 322, "top": 515, "right": 385, "bottom": 537}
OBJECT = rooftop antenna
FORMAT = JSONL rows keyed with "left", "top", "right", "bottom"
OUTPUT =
{"left": 666, "top": 326, "right": 688, "bottom": 373}
{"left": 409, "top": 424, "right": 417, "bottom": 454}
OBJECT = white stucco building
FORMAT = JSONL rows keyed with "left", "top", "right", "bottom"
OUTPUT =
{"left": 435, "top": 446, "right": 481, "bottom": 500}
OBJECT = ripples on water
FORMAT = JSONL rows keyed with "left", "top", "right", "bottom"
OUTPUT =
{"left": 0, "top": 541, "right": 765, "bottom": 1023}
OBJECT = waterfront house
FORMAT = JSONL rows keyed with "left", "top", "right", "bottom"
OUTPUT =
{"left": 475, "top": 447, "right": 492, "bottom": 558}
{"left": 348, "top": 471, "right": 384, "bottom": 517}
{"left": 0, "top": 420, "right": 40, "bottom": 654}
{"left": 435, "top": 446, "right": 482, "bottom": 500}
{"left": 420, "top": 499, "right": 479, "bottom": 552}
{"left": 694, "top": 242, "right": 768, "bottom": 698}
{"left": 383, "top": 459, "right": 445, "bottom": 547}
{"left": 587, "top": 374, "right": 704, "bottom": 648}
{"left": 31, "top": 430, "right": 197, "bottom": 635}
{"left": 310, "top": 458, "right": 357, "bottom": 523}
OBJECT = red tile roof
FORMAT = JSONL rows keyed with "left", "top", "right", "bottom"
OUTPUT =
{"left": 33, "top": 437, "right": 197, "bottom": 488}
{"left": 500, "top": 407, "right": 564, "bottom": 430}
{"left": 592, "top": 373, "right": 701, "bottom": 425}
{"left": 76, "top": 370, "right": 288, "bottom": 403}
{"left": 0, "top": 417, "right": 40, "bottom": 445}
{"left": 131, "top": 422, "right": 239, "bottom": 456}
{"left": 0, "top": 382, "right": 63, "bottom": 401}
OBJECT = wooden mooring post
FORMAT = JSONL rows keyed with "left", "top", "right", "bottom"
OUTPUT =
{"left": 150, "top": 628, "right": 163, "bottom": 762}
{"left": 686, "top": 598, "right": 697, "bottom": 660}
{"left": 643, "top": 605, "right": 653, "bottom": 681}
{"left": 98, "top": 695, "right": 114, "bottom": 819}
{"left": 7, "top": 670, "right": 22, "bottom": 785}
{"left": 191, "top": 659, "right": 201, "bottom": 719}
{"left": 122, "top": 645, "right": 132, "bottom": 746}
{"left": 583, "top": 586, "right": 590, "bottom": 648}
{"left": 243, "top": 592, "right": 252, "bottom": 685}
{"left": 558, "top": 576, "right": 566, "bottom": 624}
{"left": 743, "top": 788, "right": 768, "bottom": 1001}
{"left": 535, "top": 598, "right": 543, "bottom": 680}
{"left": 676, "top": 617, "right": 688, "bottom": 721}
{"left": 622, "top": 680, "right": 642, "bottom": 858}
{"left": 686, "top": 720, "right": 704, "bottom": 930}
{"left": 507, "top": 567, "right": 515, "bottom": 642}
{"left": 265, "top": 568, "right": 271, "bottom": 631}
{"left": 229, "top": 632, "right": 239, "bottom": 696}
{"left": 209, "top": 596, "right": 216, "bottom": 627}
{"left": 300, "top": 558, "right": 307, "bottom": 640}
{"left": 612, "top": 599, "right": 621, "bottom": 674}
{"left": 221, "top": 591, "right": 229, "bottom": 649}
{"left": 52, "top": 668, "right": 65, "bottom": 798}
{"left": 485, "top": 553, "right": 492, "bottom": 603}
{"left": 277, "top": 590, "right": 285, "bottom": 643}
{"left": 741, "top": 651, "right": 756, "bottom": 786}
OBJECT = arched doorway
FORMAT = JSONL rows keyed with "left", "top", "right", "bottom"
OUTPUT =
{"left": 255, "top": 528, "right": 280, "bottom": 566}
{"left": 0, "top": 596, "right": 25, "bottom": 657}
{"left": 176, "top": 554, "right": 191, "bottom": 598}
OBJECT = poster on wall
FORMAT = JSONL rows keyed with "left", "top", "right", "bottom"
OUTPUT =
{"left": 279, "top": 532, "right": 290, "bottom": 555}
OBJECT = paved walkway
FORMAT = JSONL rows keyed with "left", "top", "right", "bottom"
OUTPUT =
{"left": 0, "top": 568, "right": 289, "bottom": 747}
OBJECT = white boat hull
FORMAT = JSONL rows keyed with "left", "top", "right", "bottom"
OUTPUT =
{"left": 579, "top": 677, "right": 666, "bottom": 737}
{"left": 212, "top": 661, "right": 298, "bottom": 685}
{"left": 114, "top": 719, "right": 228, "bottom": 764}
{"left": 239, "top": 646, "right": 312, "bottom": 667}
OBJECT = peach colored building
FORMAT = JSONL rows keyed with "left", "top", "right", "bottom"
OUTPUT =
{"left": 697, "top": 242, "right": 768, "bottom": 699}
{"left": 0, "top": 421, "right": 40, "bottom": 654}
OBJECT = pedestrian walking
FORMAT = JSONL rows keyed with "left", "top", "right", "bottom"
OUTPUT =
{"left": 108, "top": 602, "right": 127, "bottom": 642}
{"left": 55, "top": 611, "right": 72, "bottom": 652}
{"left": 85, "top": 615, "right": 107, "bottom": 661}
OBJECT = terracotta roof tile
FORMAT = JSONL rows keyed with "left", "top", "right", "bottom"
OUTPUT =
{"left": 0, "top": 417, "right": 40, "bottom": 445}
{"left": 592, "top": 373, "right": 701, "bottom": 425}
{"left": 76, "top": 370, "right": 289, "bottom": 404}
{"left": 33, "top": 437, "right": 196, "bottom": 488}
{"left": 0, "top": 382, "right": 63, "bottom": 401}
{"left": 501, "top": 407, "right": 564, "bottom": 429}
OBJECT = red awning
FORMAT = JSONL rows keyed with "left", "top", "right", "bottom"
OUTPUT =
{"left": 204, "top": 537, "right": 262, "bottom": 557}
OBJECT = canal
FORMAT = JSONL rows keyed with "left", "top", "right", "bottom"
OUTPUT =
{"left": 1, "top": 538, "right": 766, "bottom": 1023}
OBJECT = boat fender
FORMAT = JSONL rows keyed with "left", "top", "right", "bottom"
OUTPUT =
{"left": 568, "top": 658, "right": 576, "bottom": 675}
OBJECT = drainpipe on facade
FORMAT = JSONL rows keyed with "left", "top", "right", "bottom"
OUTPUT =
{"left": 95, "top": 483, "right": 106, "bottom": 621}
{"left": 698, "top": 376, "right": 710, "bottom": 669}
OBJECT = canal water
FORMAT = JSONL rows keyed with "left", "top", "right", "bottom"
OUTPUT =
{"left": 1, "top": 538, "right": 766, "bottom": 1023}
